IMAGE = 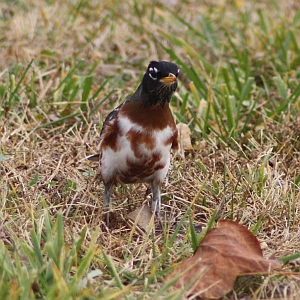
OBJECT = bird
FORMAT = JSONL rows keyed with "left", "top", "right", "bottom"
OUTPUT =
{"left": 98, "top": 61, "right": 179, "bottom": 227}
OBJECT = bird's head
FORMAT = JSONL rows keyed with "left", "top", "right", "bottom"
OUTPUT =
{"left": 141, "top": 61, "right": 179, "bottom": 106}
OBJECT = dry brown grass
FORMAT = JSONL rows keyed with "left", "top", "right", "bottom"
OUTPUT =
{"left": 0, "top": 0, "right": 300, "bottom": 299}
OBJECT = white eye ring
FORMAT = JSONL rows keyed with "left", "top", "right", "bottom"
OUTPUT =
{"left": 148, "top": 66, "right": 158, "bottom": 80}
{"left": 149, "top": 73, "right": 157, "bottom": 80}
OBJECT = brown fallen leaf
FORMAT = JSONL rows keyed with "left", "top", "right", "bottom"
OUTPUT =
{"left": 166, "top": 220, "right": 281, "bottom": 299}
{"left": 176, "top": 123, "right": 193, "bottom": 156}
{"left": 127, "top": 204, "right": 153, "bottom": 233}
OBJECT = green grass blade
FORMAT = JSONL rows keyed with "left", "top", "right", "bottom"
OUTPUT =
{"left": 36, "top": 111, "right": 81, "bottom": 129}
{"left": 278, "top": 252, "right": 300, "bottom": 264}
{"left": 101, "top": 251, "right": 128, "bottom": 297}
{"left": 240, "top": 77, "right": 254, "bottom": 101}
{"left": 273, "top": 76, "right": 287, "bottom": 100}
{"left": 52, "top": 60, "right": 84, "bottom": 95}
{"left": 290, "top": 82, "right": 300, "bottom": 102}
{"left": 9, "top": 59, "right": 34, "bottom": 105}
{"left": 189, "top": 214, "right": 199, "bottom": 252}
{"left": 81, "top": 75, "right": 93, "bottom": 110}
{"left": 158, "top": 34, "right": 216, "bottom": 76}
{"left": 0, "top": 241, "right": 15, "bottom": 277}
{"left": 89, "top": 88, "right": 115, "bottom": 117}
{"left": 30, "top": 229, "right": 44, "bottom": 267}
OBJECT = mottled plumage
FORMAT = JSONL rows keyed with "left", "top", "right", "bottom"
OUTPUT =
{"left": 99, "top": 61, "right": 179, "bottom": 227}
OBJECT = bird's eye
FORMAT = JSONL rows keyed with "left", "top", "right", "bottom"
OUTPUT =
{"left": 148, "top": 67, "right": 158, "bottom": 80}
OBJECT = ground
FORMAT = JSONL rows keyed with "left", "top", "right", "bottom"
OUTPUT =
{"left": 0, "top": 0, "right": 299, "bottom": 299}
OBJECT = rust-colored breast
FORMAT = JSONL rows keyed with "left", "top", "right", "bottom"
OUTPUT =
{"left": 126, "top": 129, "right": 155, "bottom": 159}
{"left": 120, "top": 101, "right": 177, "bottom": 130}
{"left": 100, "top": 101, "right": 178, "bottom": 185}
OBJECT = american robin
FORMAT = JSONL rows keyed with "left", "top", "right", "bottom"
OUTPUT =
{"left": 99, "top": 61, "right": 179, "bottom": 226}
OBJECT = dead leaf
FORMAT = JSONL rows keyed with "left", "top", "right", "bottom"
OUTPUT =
{"left": 127, "top": 204, "right": 153, "bottom": 233}
{"left": 48, "top": 113, "right": 60, "bottom": 121}
{"left": 177, "top": 123, "right": 193, "bottom": 156}
{"left": 195, "top": 140, "right": 207, "bottom": 151}
{"left": 166, "top": 220, "right": 281, "bottom": 299}
{"left": 87, "top": 154, "right": 100, "bottom": 162}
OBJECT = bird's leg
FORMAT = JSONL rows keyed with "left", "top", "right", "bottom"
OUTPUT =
{"left": 151, "top": 182, "right": 161, "bottom": 214}
{"left": 103, "top": 182, "right": 113, "bottom": 227}
{"left": 151, "top": 182, "right": 164, "bottom": 231}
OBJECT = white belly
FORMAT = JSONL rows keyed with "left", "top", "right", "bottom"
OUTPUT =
{"left": 100, "top": 116, "right": 175, "bottom": 184}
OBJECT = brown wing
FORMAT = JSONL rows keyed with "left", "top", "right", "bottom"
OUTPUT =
{"left": 87, "top": 102, "right": 125, "bottom": 162}
{"left": 171, "top": 129, "right": 179, "bottom": 151}
{"left": 100, "top": 102, "right": 125, "bottom": 141}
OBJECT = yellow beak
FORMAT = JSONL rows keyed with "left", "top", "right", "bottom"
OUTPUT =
{"left": 160, "top": 73, "right": 177, "bottom": 84}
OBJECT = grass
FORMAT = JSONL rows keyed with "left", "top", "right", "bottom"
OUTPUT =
{"left": 0, "top": 0, "right": 300, "bottom": 299}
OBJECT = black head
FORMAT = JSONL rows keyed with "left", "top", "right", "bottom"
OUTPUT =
{"left": 140, "top": 61, "right": 179, "bottom": 106}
